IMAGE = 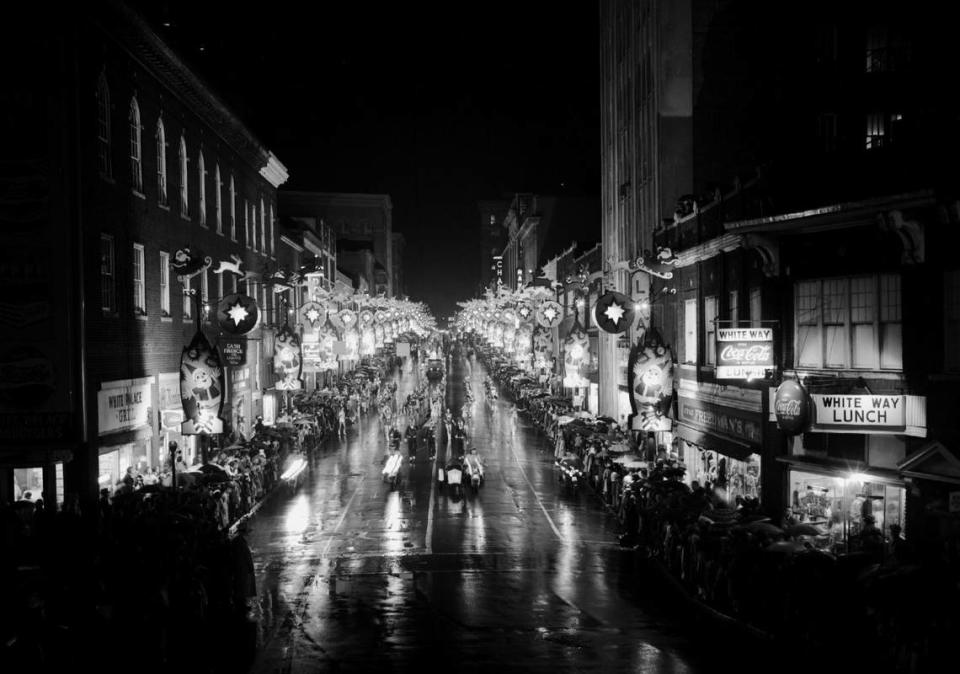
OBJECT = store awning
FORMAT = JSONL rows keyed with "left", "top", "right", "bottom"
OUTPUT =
{"left": 776, "top": 455, "right": 905, "bottom": 487}
{"left": 897, "top": 440, "right": 960, "bottom": 485}
{"left": 676, "top": 423, "right": 757, "bottom": 462}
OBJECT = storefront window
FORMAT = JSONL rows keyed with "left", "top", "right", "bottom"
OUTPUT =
{"left": 788, "top": 469, "right": 905, "bottom": 554}
{"left": 681, "top": 441, "right": 761, "bottom": 505}
{"left": 13, "top": 467, "right": 44, "bottom": 501}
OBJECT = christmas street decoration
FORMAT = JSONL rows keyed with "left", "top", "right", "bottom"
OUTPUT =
{"left": 273, "top": 323, "right": 303, "bottom": 390}
{"left": 594, "top": 291, "right": 635, "bottom": 334}
{"left": 216, "top": 293, "right": 260, "bottom": 336}
{"left": 300, "top": 301, "right": 327, "bottom": 329}
{"left": 179, "top": 331, "right": 224, "bottom": 435}
{"left": 536, "top": 300, "right": 563, "bottom": 329}
{"left": 171, "top": 247, "right": 212, "bottom": 281}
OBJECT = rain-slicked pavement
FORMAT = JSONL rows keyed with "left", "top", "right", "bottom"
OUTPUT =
{"left": 241, "top": 353, "right": 760, "bottom": 673}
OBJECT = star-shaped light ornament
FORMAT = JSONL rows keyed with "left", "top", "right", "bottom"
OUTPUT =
{"left": 227, "top": 300, "right": 249, "bottom": 326}
{"left": 216, "top": 293, "right": 260, "bottom": 336}
{"left": 595, "top": 291, "right": 635, "bottom": 334}
{"left": 603, "top": 301, "right": 626, "bottom": 326}
{"left": 544, "top": 306, "right": 558, "bottom": 323}
{"left": 305, "top": 307, "right": 321, "bottom": 325}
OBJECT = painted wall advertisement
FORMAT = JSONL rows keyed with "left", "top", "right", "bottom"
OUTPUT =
{"left": 715, "top": 328, "right": 773, "bottom": 379}
{"left": 810, "top": 394, "right": 906, "bottom": 434}
{"left": 98, "top": 379, "right": 153, "bottom": 436}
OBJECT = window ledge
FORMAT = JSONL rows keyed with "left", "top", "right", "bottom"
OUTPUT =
{"left": 158, "top": 203, "right": 170, "bottom": 211}
{"left": 102, "top": 310, "right": 118, "bottom": 318}
{"left": 199, "top": 222, "right": 208, "bottom": 229}
{"left": 131, "top": 189, "right": 146, "bottom": 200}
{"left": 100, "top": 174, "right": 115, "bottom": 185}
{"left": 161, "top": 316, "right": 173, "bottom": 323}
{"left": 180, "top": 214, "right": 191, "bottom": 222}
{"left": 135, "top": 312, "right": 148, "bottom": 321}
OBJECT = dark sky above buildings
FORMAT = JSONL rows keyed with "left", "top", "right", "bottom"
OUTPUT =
{"left": 127, "top": 1, "right": 600, "bottom": 319}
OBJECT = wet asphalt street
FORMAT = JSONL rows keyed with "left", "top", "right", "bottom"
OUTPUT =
{"left": 241, "top": 354, "right": 753, "bottom": 673}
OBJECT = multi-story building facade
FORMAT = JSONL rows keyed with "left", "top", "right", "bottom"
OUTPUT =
{"left": 0, "top": 0, "right": 288, "bottom": 511}
{"left": 391, "top": 232, "right": 406, "bottom": 298}
{"left": 281, "top": 191, "right": 395, "bottom": 296}
{"left": 634, "top": 0, "right": 960, "bottom": 554}
{"left": 478, "top": 199, "right": 511, "bottom": 291}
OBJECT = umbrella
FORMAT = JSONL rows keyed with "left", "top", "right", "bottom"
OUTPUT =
{"left": 785, "top": 523, "right": 825, "bottom": 537}
{"left": 556, "top": 415, "right": 575, "bottom": 425}
{"left": 575, "top": 410, "right": 593, "bottom": 418}
{"left": 607, "top": 443, "right": 631, "bottom": 453}
{"left": 765, "top": 540, "right": 808, "bottom": 554}
{"left": 743, "top": 521, "right": 784, "bottom": 536}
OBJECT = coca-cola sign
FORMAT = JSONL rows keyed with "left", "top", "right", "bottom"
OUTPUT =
{"left": 716, "top": 327, "right": 774, "bottom": 379}
{"left": 774, "top": 379, "right": 808, "bottom": 435}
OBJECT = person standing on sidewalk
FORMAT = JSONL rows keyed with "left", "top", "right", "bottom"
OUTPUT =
{"left": 337, "top": 405, "right": 347, "bottom": 439}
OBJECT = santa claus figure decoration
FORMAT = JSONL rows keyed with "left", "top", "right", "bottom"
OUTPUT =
{"left": 180, "top": 331, "right": 224, "bottom": 435}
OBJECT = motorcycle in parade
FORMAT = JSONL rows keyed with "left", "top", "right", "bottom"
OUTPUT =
{"left": 464, "top": 448, "right": 485, "bottom": 493}
{"left": 555, "top": 453, "right": 585, "bottom": 493}
{"left": 443, "top": 460, "right": 464, "bottom": 499}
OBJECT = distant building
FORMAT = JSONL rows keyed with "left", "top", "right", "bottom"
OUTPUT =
{"left": 0, "top": 0, "right": 288, "bottom": 510}
{"left": 478, "top": 199, "right": 511, "bottom": 290}
{"left": 280, "top": 192, "right": 395, "bottom": 296}
{"left": 391, "top": 232, "right": 406, "bottom": 298}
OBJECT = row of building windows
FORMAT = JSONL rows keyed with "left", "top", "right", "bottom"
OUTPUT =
{"left": 95, "top": 72, "right": 276, "bottom": 257}
{"left": 101, "top": 234, "right": 294, "bottom": 324}
{"left": 675, "top": 273, "right": 960, "bottom": 373}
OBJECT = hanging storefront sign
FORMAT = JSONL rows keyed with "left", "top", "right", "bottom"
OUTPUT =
{"left": 316, "top": 329, "right": 338, "bottom": 370}
{"left": 810, "top": 394, "right": 906, "bottom": 434}
{"left": 628, "top": 330, "right": 675, "bottom": 432}
{"left": 536, "top": 300, "right": 563, "bottom": 329}
{"left": 503, "top": 324, "right": 517, "bottom": 352}
{"left": 716, "top": 327, "right": 774, "bottom": 379}
{"left": 300, "top": 301, "right": 327, "bottom": 330}
{"left": 563, "top": 327, "right": 590, "bottom": 388}
{"left": 773, "top": 380, "right": 809, "bottom": 436}
{"left": 221, "top": 339, "right": 247, "bottom": 367}
{"left": 180, "top": 331, "right": 225, "bottom": 435}
{"left": 97, "top": 379, "right": 153, "bottom": 436}
{"left": 273, "top": 324, "right": 303, "bottom": 390}
{"left": 216, "top": 293, "right": 260, "bottom": 336}
{"left": 594, "top": 291, "right": 635, "bottom": 334}
{"left": 397, "top": 342, "right": 411, "bottom": 357}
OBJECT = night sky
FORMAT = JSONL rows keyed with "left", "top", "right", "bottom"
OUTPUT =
{"left": 128, "top": 1, "right": 601, "bottom": 320}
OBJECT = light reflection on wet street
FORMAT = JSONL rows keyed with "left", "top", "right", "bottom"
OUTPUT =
{"left": 241, "top": 354, "right": 748, "bottom": 672}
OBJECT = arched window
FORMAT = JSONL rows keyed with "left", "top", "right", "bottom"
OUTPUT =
{"left": 229, "top": 174, "right": 236, "bottom": 240}
{"left": 179, "top": 135, "right": 189, "bottom": 217}
{"left": 198, "top": 151, "right": 207, "bottom": 226}
{"left": 259, "top": 198, "right": 266, "bottom": 253}
{"left": 214, "top": 164, "right": 222, "bottom": 234}
{"left": 128, "top": 96, "right": 142, "bottom": 191}
{"left": 96, "top": 72, "right": 112, "bottom": 178}
{"left": 156, "top": 119, "right": 167, "bottom": 206}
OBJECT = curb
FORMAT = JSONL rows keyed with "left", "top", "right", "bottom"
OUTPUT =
{"left": 228, "top": 482, "right": 282, "bottom": 538}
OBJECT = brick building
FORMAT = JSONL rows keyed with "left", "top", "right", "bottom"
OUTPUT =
{"left": 0, "top": 0, "right": 288, "bottom": 511}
